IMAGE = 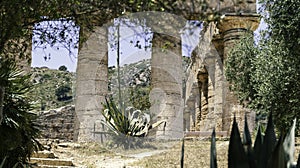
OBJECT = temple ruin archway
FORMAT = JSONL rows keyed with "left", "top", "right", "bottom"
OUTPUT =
{"left": 74, "top": 12, "right": 190, "bottom": 141}
{"left": 74, "top": 1, "right": 260, "bottom": 141}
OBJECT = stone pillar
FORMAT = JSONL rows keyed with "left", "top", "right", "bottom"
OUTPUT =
{"left": 211, "top": 34, "right": 224, "bottom": 131}
{"left": 75, "top": 26, "right": 108, "bottom": 141}
{"left": 195, "top": 23, "right": 218, "bottom": 131}
{"left": 150, "top": 33, "right": 183, "bottom": 139}
{"left": 218, "top": 14, "right": 259, "bottom": 132}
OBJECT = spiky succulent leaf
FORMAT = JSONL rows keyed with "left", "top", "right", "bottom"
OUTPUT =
{"left": 228, "top": 116, "right": 250, "bottom": 168}
{"left": 296, "top": 153, "right": 300, "bottom": 168}
{"left": 210, "top": 128, "right": 217, "bottom": 168}
{"left": 0, "top": 157, "right": 6, "bottom": 168}
{"left": 253, "top": 124, "right": 263, "bottom": 166}
{"left": 258, "top": 112, "right": 277, "bottom": 168}
{"left": 181, "top": 138, "right": 185, "bottom": 168}
{"left": 243, "top": 115, "right": 256, "bottom": 168}
{"left": 267, "top": 135, "right": 286, "bottom": 168}
{"left": 243, "top": 115, "right": 252, "bottom": 146}
{"left": 283, "top": 119, "right": 296, "bottom": 167}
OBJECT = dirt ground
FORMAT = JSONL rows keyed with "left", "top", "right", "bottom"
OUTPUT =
{"left": 51, "top": 138, "right": 300, "bottom": 168}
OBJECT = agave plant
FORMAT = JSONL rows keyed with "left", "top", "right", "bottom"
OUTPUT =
{"left": 101, "top": 96, "right": 165, "bottom": 149}
{"left": 0, "top": 58, "right": 41, "bottom": 167}
{"left": 210, "top": 128, "right": 217, "bottom": 168}
{"left": 210, "top": 113, "right": 299, "bottom": 168}
{"left": 181, "top": 138, "right": 185, "bottom": 168}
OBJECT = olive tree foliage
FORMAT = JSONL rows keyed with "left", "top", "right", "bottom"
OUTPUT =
{"left": 226, "top": 0, "right": 300, "bottom": 133}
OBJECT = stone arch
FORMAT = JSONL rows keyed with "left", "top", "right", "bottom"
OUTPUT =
{"left": 75, "top": 12, "right": 191, "bottom": 141}
{"left": 74, "top": 1, "right": 260, "bottom": 141}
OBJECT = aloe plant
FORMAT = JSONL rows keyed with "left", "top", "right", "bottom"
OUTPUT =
{"left": 0, "top": 157, "right": 6, "bottom": 168}
{"left": 101, "top": 96, "right": 165, "bottom": 149}
{"left": 243, "top": 115, "right": 255, "bottom": 168}
{"left": 284, "top": 119, "right": 296, "bottom": 167}
{"left": 210, "top": 128, "right": 217, "bottom": 168}
{"left": 297, "top": 153, "right": 300, "bottom": 168}
{"left": 228, "top": 116, "right": 249, "bottom": 168}
{"left": 181, "top": 138, "right": 185, "bottom": 168}
{"left": 253, "top": 124, "right": 263, "bottom": 167}
{"left": 259, "top": 112, "right": 277, "bottom": 168}
{"left": 210, "top": 113, "right": 299, "bottom": 168}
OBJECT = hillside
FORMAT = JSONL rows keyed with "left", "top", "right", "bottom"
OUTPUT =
{"left": 28, "top": 56, "right": 191, "bottom": 112}
{"left": 108, "top": 59, "right": 151, "bottom": 111}
{"left": 28, "top": 66, "right": 76, "bottom": 111}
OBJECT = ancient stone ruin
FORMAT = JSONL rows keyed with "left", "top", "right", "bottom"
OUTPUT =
{"left": 74, "top": 0, "right": 260, "bottom": 141}
{"left": 37, "top": 106, "right": 76, "bottom": 140}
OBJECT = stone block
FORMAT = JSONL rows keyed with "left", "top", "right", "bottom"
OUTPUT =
{"left": 76, "top": 79, "right": 108, "bottom": 96}
{"left": 75, "top": 95, "right": 105, "bottom": 112}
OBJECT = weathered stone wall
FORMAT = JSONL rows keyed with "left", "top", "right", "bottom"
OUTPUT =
{"left": 36, "top": 106, "right": 76, "bottom": 140}
{"left": 151, "top": 34, "right": 184, "bottom": 139}
{"left": 184, "top": 14, "right": 259, "bottom": 134}
{"left": 75, "top": 26, "right": 109, "bottom": 141}
{"left": 74, "top": 1, "right": 259, "bottom": 141}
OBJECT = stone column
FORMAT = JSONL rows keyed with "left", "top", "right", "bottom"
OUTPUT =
{"left": 195, "top": 23, "right": 218, "bottom": 131}
{"left": 150, "top": 33, "right": 183, "bottom": 139}
{"left": 218, "top": 14, "right": 259, "bottom": 132}
{"left": 211, "top": 34, "right": 224, "bottom": 131}
{"left": 75, "top": 26, "right": 108, "bottom": 141}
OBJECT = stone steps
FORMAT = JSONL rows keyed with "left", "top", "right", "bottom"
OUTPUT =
{"left": 32, "top": 151, "right": 56, "bottom": 159}
{"left": 184, "top": 131, "right": 229, "bottom": 138}
{"left": 30, "top": 151, "right": 76, "bottom": 168}
{"left": 30, "top": 158, "right": 74, "bottom": 167}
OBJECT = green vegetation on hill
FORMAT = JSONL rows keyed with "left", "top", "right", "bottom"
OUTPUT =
{"left": 27, "top": 67, "right": 76, "bottom": 111}
{"left": 108, "top": 59, "right": 151, "bottom": 112}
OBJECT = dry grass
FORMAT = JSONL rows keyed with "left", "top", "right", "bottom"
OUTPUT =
{"left": 50, "top": 138, "right": 300, "bottom": 168}
{"left": 129, "top": 139, "right": 228, "bottom": 168}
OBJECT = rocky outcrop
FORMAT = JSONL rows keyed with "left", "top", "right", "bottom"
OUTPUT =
{"left": 36, "top": 105, "right": 76, "bottom": 140}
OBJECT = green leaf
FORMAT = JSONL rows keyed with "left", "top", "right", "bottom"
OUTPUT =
{"left": 228, "top": 116, "right": 249, "bottom": 168}
{"left": 210, "top": 128, "right": 217, "bottom": 168}
{"left": 267, "top": 135, "right": 286, "bottom": 168}
{"left": 243, "top": 115, "right": 252, "bottom": 146}
{"left": 0, "top": 157, "right": 7, "bottom": 168}
{"left": 283, "top": 119, "right": 296, "bottom": 167}
{"left": 253, "top": 124, "right": 263, "bottom": 166}
{"left": 243, "top": 115, "right": 256, "bottom": 168}
{"left": 181, "top": 138, "right": 185, "bottom": 168}
{"left": 296, "top": 153, "right": 300, "bottom": 168}
{"left": 258, "top": 112, "right": 277, "bottom": 168}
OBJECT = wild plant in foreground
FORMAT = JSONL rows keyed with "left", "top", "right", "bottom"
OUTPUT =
{"left": 210, "top": 113, "right": 299, "bottom": 168}
{"left": 101, "top": 96, "right": 165, "bottom": 149}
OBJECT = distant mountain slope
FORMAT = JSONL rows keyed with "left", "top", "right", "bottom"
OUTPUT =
{"left": 27, "top": 67, "right": 76, "bottom": 111}
{"left": 108, "top": 59, "right": 151, "bottom": 111}
{"left": 28, "top": 56, "right": 190, "bottom": 112}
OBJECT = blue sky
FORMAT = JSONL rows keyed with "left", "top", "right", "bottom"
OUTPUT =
{"left": 31, "top": 45, "right": 78, "bottom": 72}
{"left": 31, "top": 20, "right": 202, "bottom": 72}
{"left": 31, "top": 3, "right": 265, "bottom": 72}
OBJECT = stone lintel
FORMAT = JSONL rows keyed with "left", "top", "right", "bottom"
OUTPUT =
{"left": 218, "top": 13, "right": 260, "bottom": 34}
